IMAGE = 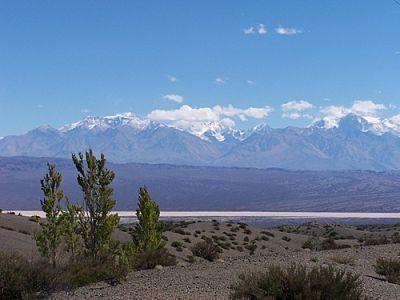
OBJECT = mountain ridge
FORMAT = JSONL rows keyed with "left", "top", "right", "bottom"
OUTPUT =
{"left": 1, "top": 112, "right": 400, "bottom": 170}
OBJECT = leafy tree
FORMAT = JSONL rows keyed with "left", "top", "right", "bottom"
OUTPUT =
{"left": 72, "top": 150, "right": 119, "bottom": 260}
{"left": 61, "top": 199, "right": 81, "bottom": 261}
{"left": 132, "top": 186, "right": 164, "bottom": 252}
{"left": 34, "top": 163, "right": 65, "bottom": 268}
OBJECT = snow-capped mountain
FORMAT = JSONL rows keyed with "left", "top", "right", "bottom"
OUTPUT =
{"left": 1, "top": 112, "right": 400, "bottom": 170}
{"left": 59, "top": 113, "right": 152, "bottom": 133}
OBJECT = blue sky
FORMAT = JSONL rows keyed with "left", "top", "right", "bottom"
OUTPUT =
{"left": 1, "top": 0, "right": 400, "bottom": 136}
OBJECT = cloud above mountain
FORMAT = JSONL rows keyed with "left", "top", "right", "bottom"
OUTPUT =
{"left": 281, "top": 100, "right": 314, "bottom": 120}
{"left": 147, "top": 104, "right": 273, "bottom": 130}
{"left": 162, "top": 94, "right": 184, "bottom": 103}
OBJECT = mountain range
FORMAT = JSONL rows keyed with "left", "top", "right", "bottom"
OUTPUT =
{"left": 1, "top": 112, "right": 400, "bottom": 170}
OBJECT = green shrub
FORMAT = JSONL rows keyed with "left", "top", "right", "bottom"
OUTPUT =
{"left": 375, "top": 257, "right": 400, "bottom": 284}
{"left": 245, "top": 243, "right": 257, "bottom": 255}
{"left": 282, "top": 236, "right": 291, "bottom": 242}
{"left": 230, "top": 264, "right": 363, "bottom": 300}
{"left": 171, "top": 241, "right": 183, "bottom": 248}
{"left": 29, "top": 215, "right": 40, "bottom": 223}
{"left": 183, "top": 237, "right": 191, "bottom": 243}
{"left": 191, "top": 240, "right": 220, "bottom": 261}
{"left": 186, "top": 255, "right": 196, "bottom": 263}
{"left": 133, "top": 248, "right": 176, "bottom": 270}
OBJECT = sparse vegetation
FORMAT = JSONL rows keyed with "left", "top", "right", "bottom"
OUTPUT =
{"left": 29, "top": 215, "right": 40, "bottom": 223}
{"left": 230, "top": 264, "right": 363, "bottom": 300}
{"left": 375, "top": 257, "right": 400, "bottom": 284}
{"left": 133, "top": 248, "right": 176, "bottom": 270}
{"left": 191, "top": 240, "right": 220, "bottom": 261}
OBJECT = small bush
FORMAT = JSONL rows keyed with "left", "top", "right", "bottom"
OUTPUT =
{"left": 183, "top": 237, "right": 191, "bottom": 243}
{"left": 230, "top": 264, "right": 363, "bottom": 300}
{"left": 303, "top": 237, "right": 321, "bottom": 250}
{"left": 171, "top": 241, "right": 183, "bottom": 248}
{"left": 186, "top": 255, "right": 196, "bottom": 263}
{"left": 282, "top": 236, "right": 291, "bottom": 242}
{"left": 243, "top": 236, "right": 249, "bottom": 242}
{"left": 375, "top": 257, "right": 400, "bottom": 284}
{"left": 0, "top": 252, "right": 36, "bottom": 299}
{"left": 243, "top": 229, "right": 252, "bottom": 235}
{"left": 245, "top": 243, "right": 257, "bottom": 255}
{"left": 191, "top": 240, "right": 220, "bottom": 261}
{"left": 133, "top": 248, "right": 176, "bottom": 270}
{"left": 0, "top": 251, "right": 132, "bottom": 298}
{"left": 29, "top": 215, "right": 40, "bottom": 223}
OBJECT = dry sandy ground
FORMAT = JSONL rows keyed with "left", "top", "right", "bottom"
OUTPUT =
{"left": 2, "top": 213, "right": 400, "bottom": 299}
{"left": 52, "top": 245, "right": 400, "bottom": 300}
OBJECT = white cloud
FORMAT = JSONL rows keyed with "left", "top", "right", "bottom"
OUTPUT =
{"left": 351, "top": 100, "right": 386, "bottom": 116}
{"left": 281, "top": 100, "right": 314, "bottom": 120}
{"left": 247, "top": 80, "right": 255, "bottom": 85}
{"left": 167, "top": 75, "right": 177, "bottom": 82}
{"left": 214, "top": 78, "right": 226, "bottom": 84}
{"left": 396, "top": 51, "right": 400, "bottom": 55}
{"left": 318, "top": 100, "right": 388, "bottom": 128}
{"left": 147, "top": 104, "right": 273, "bottom": 125}
{"left": 281, "top": 100, "right": 313, "bottom": 112}
{"left": 81, "top": 108, "right": 90, "bottom": 113}
{"left": 162, "top": 94, "right": 184, "bottom": 103}
{"left": 243, "top": 26, "right": 255, "bottom": 35}
{"left": 258, "top": 24, "right": 267, "bottom": 34}
{"left": 275, "top": 26, "right": 302, "bottom": 35}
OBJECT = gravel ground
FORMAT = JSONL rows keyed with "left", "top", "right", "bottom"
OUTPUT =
{"left": 53, "top": 244, "right": 400, "bottom": 300}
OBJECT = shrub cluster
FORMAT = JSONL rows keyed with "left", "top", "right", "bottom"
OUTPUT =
{"left": 375, "top": 257, "right": 400, "bottom": 284}
{"left": 230, "top": 264, "right": 363, "bottom": 300}
{"left": 191, "top": 239, "right": 220, "bottom": 261}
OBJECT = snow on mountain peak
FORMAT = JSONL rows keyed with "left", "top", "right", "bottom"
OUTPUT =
{"left": 59, "top": 112, "right": 151, "bottom": 132}
{"left": 311, "top": 113, "right": 400, "bottom": 136}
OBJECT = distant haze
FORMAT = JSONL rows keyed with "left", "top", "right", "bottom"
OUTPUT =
{"left": 1, "top": 156, "right": 400, "bottom": 212}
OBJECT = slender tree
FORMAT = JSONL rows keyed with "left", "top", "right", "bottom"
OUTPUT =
{"left": 61, "top": 199, "right": 81, "bottom": 261}
{"left": 72, "top": 150, "right": 119, "bottom": 260}
{"left": 34, "top": 163, "right": 65, "bottom": 268}
{"left": 132, "top": 186, "right": 164, "bottom": 252}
